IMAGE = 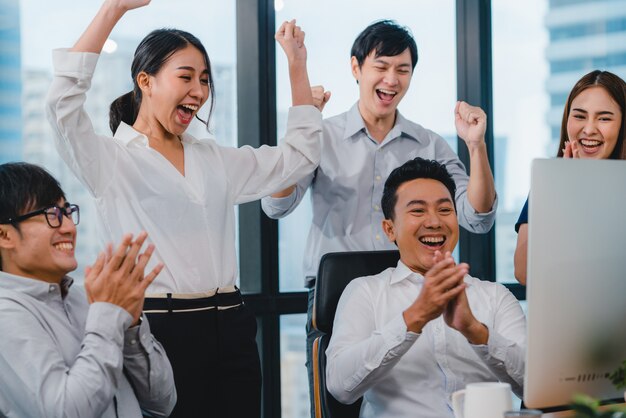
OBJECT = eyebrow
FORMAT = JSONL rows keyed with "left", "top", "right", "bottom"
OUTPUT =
{"left": 406, "top": 198, "right": 453, "bottom": 207}
{"left": 176, "top": 66, "right": 210, "bottom": 75}
{"left": 571, "top": 108, "right": 615, "bottom": 116}
{"left": 373, "top": 58, "right": 412, "bottom": 68}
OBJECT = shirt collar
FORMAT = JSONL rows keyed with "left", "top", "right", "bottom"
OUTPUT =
{"left": 0, "top": 271, "right": 74, "bottom": 301}
{"left": 342, "top": 102, "right": 422, "bottom": 144}
{"left": 113, "top": 122, "right": 201, "bottom": 147}
{"left": 389, "top": 259, "right": 425, "bottom": 286}
{"left": 389, "top": 259, "right": 472, "bottom": 287}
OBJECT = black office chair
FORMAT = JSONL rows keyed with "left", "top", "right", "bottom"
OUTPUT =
{"left": 311, "top": 250, "right": 401, "bottom": 418}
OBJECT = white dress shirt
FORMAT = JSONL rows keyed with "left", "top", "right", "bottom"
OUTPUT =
{"left": 0, "top": 272, "right": 176, "bottom": 418}
{"left": 326, "top": 261, "right": 526, "bottom": 418}
{"left": 261, "top": 103, "right": 497, "bottom": 284}
{"left": 46, "top": 49, "right": 322, "bottom": 293}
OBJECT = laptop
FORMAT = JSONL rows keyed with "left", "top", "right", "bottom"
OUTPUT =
{"left": 524, "top": 158, "right": 626, "bottom": 409}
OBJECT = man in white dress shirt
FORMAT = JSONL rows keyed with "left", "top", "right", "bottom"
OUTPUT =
{"left": 326, "top": 157, "right": 525, "bottom": 418}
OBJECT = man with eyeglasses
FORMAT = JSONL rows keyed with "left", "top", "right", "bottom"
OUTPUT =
{"left": 0, "top": 162, "right": 176, "bottom": 418}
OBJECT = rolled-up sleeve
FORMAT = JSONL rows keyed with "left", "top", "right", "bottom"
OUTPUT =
{"left": 433, "top": 136, "right": 497, "bottom": 233}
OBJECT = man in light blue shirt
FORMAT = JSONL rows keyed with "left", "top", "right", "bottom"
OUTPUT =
{"left": 261, "top": 20, "right": 497, "bottom": 416}
{"left": 0, "top": 162, "right": 176, "bottom": 418}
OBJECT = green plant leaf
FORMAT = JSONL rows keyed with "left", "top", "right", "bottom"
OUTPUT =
{"left": 609, "top": 360, "right": 626, "bottom": 390}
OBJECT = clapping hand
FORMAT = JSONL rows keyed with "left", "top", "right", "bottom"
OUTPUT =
{"left": 85, "top": 232, "right": 163, "bottom": 326}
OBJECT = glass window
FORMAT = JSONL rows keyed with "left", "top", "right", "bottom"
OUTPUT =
{"left": 15, "top": 0, "right": 237, "bottom": 277}
{"left": 280, "top": 314, "right": 309, "bottom": 418}
{"left": 492, "top": 0, "right": 550, "bottom": 284}
{"left": 492, "top": 0, "right": 626, "bottom": 283}
{"left": 275, "top": 0, "right": 457, "bottom": 292}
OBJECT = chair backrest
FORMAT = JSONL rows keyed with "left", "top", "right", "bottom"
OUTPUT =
{"left": 312, "top": 250, "right": 400, "bottom": 418}
{"left": 313, "top": 250, "right": 401, "bottom": 334}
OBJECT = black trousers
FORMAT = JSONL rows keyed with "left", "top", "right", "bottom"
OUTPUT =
{"left": 145, "top": 302, "right": 262, "bottom": 418}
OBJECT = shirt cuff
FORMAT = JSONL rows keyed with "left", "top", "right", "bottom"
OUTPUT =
{"left": 52, "top": 48, "right": 99, "bottom": 77}
{"left": 286, "top": 105, "right": 323, "bottom": 127}
{"left": 471, "top": 192, "right": 499, "bottom": 216}
{"left": 85, "top": 302, "right": 133, "bottom": 347}
{"left": 123, "top": 314, "right": 153, "bottom": 355}
{"left": 470, "top": 326, "right": 511, "bottom": 364}
{"left": 262, "top": 190, "right": 297, "bottom": 210}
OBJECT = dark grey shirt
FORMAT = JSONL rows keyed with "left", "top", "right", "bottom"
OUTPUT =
{"left": 0, "top": 272, "right": 176, "bottom": 417}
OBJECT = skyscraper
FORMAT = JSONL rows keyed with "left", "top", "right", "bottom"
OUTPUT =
{"left": 545, "top": 0, "right": 626, "bottom": 154}
{"left": 0, "top": 0, "right": 22, "bottom": 163}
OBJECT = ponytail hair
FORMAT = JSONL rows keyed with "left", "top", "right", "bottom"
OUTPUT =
{"left": 109, "top": 90, "right": 141, "bottom": 134}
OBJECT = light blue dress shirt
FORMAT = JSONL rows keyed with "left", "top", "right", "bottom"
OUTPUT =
{"left": 0, "top": 272, "right": 176, "bottom": 418}
{"left": 261, "top": 103, "right": 497, "bottom": 283}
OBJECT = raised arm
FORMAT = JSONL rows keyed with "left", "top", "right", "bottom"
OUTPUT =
{"left": 275, "top": 19, "right": 313, "bottom": 107}
{"left": 268, "top": 85, "right": 329, "bottom": 200}
{"left": 223, "top": 20, "right": 322, "bottom": 204}
{"left": 73, "top": 0, "right": 150, "bottom": 53}
{"left": 455, "top": 101, "right": 496, "bottom": 214}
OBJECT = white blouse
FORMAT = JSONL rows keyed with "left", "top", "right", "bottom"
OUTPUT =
{"left": 46, "top": 49, "right": 322, "bottom": 293}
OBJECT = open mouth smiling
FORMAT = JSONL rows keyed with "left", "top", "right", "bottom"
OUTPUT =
{"left": 53, "top": 242, "right": 74, "bottom": 252}
{"left": 376, "top": 88, "right": 397, "bottom": 102}
{"left": 578, "top": 138, "right": 603, "bottom": 151}
{"left": 176, "top": 104, "right": 199, "bottom": 124}
{"left": 418, "top": 236, "right": 446, "bottom": 248}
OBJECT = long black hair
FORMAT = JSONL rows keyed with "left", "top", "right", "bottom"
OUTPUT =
{"left": 557, "top": 70, "right": 626, "bottom": 160}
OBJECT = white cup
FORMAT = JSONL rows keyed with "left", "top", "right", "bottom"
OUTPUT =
{"left": 451, "top": 382, "right": 513, "bottom": 418}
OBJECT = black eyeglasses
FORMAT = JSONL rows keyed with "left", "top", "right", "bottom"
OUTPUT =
{"left": 0, "top": 203, "right": 80, "bottom": 228}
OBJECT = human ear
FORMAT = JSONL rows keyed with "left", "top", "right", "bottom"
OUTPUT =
{"left": 0, "top": 225, "right": 15, "bottom": 250}
{"left": 350, "top": 56, "right": 361, "bottom": 83}
{"left": 382, "top": 219, "right": 396, "bottom": 243}
{"left": 136, "top": 72, "right": 152, "bottom": 95}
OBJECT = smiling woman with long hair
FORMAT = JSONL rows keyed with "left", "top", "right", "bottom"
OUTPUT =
{"left": 514, "top": 70, "right": 626, "bottom": 285}
{"left": 45, "top": 1, "right": 322, "bottom": 416}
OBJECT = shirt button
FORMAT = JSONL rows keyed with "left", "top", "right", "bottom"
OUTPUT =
{"left": 49, "top": 285, "right": 55, "bottom": 293}
{"left": 373, "top": 205, "right": 380, "bottom": 211}
{"left": 130, "top": 339, "right": 137, "bottom": 345}
{"left": 375, "top": 175, "right": 382, "bottom": 181}
{"left": 375, "top": 234, "right": 381, "bottom": 240}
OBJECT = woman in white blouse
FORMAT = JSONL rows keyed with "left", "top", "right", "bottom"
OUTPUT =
{"left": 46, "top": 1, "right": 322, "bottom": 416}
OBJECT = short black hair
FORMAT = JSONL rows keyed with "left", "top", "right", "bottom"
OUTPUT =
{"left": 351, "top": 20, "right": 418, "bottom": 69}
{"left": 0, "top": 163, "right": 65, "bottom": 223}
{"left": 381, "top": 158, "right": 456, "bottom": 220}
